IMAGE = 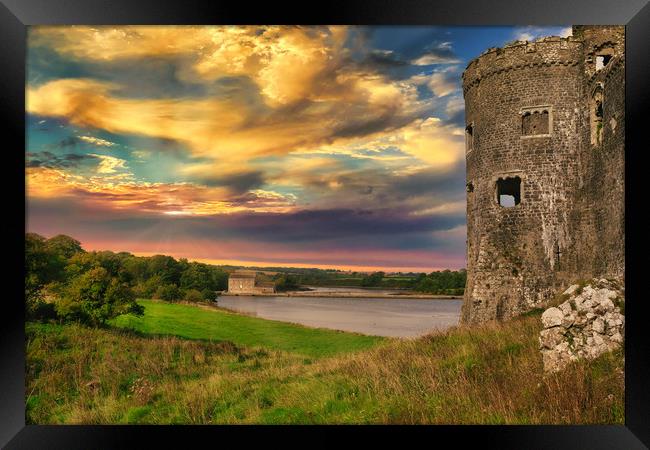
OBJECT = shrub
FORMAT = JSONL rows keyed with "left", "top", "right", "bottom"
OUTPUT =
{"left": 131, "top": 283, "right": 147, "bottom": 299}
{"left": 200, "top": 288, "right": 217, "bottom": 302}
{"left": 26, "top": 298, "right": 57, "bottom": 322}
{"left": 140, "top": 275, "right": 164, "bottom": 299}
{"left": 56, "top": 267, "right": 143, "bottom": 326}
{"left": 184, "top": 289, "right": 203, "bottom": 302}
{"left": 153, "top": 284, "right": 181, "bottom": 302}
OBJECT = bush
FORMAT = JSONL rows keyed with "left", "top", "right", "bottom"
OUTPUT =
{"left": 184, "top": 289, "right": 203, "bottom": 302}
{"left": 56, "top": 267, "right": 143, "bottom": 326}
{"left": 153, "top": 284, "right": 181, "bottom": 302}
{"left": 131, "top": 283, "right": 147, "bottom": 299}
{"left": 26, "top": 298, "right": 57, "bottom": 322}
{"left": 140, "top": 275, "right": 163, "bottom": 299}
{"left": 200, "top": 288, "right": 217, "bottom": 302}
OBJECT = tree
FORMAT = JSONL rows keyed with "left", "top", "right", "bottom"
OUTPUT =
{"left": 25, "top": 231, "right": 241, "bottom": 323}
{"left": 56, "top": 267, "right": 143, "bottom": 326}
{"left": 26, "top": 233, "right": 67, "bottom": 319}
{"left": 64, "top": 251, "right": 98, "bottom": 279}
{"left": 147, "top": 255, "right": 182, "bottom": 285}
{"left": 122, "top": 256, "right": 149, "bottom": 285}
{"left": 44, "top": 234, "right": 84, "bottom": 259}
{"left": 208, "top": 266, "right": 229, "bottom": 291}
{"left": 26, "top": 233, "right": 67, "bottom": 285}
{"left": 273, "top": 273, "right": 299, "bottom": 291}
{"left": 135, "top": 274, "right": 163, "bottom": 299}
{"left": 179, "top": 262, "right": 228, "bottom": 293}
{"left": 26, "top": 233, "right": 48, "bottom": 303}
{"left": 413, "top": 269, "right": 466, "bottom": 294}
{"left": 94, "top": 251, "right": 126, "bottom": 277}
{"left": 179, "top": 263, "right": 209, "bottom": 291}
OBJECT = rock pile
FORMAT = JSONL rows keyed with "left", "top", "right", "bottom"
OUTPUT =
{"left": 539, "top": 279, "right": 624, "bottom": 372}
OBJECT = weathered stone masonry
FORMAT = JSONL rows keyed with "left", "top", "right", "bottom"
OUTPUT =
{"left": 461, "top": 26, "right": 625, "bottom": 324}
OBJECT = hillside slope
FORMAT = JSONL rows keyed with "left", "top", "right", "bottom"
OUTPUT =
{"left": 26, "top": 305, "right": 623, "bottom": 424}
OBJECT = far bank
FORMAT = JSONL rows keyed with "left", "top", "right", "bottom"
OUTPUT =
{"left": 221, "top": 285, "right": 461, "bottom": 300}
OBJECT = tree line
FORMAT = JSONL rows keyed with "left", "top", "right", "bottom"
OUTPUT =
{"left": 262, "top": 268, "right": 466, "bottom": 293}
{"left": 358, "top": 270, "right": 466, "bottom": 294}
{"left": 410, "top": 269, "right": 466, "bottom": 295}
{"left": 26, "top": 233, "right": 228, "bottom": 326}
{"left": 258, "top": 268, "right": 467, "bottom": 294}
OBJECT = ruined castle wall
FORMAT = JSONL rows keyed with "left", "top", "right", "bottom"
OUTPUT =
{"left": 574, "top": 26, "right": 625, "bottom": 282}
{"left": 577, "top": 55, "right": 625, "bottom": 279}
{"left": 461, "top": 28, "right": 625, "bottom": 324}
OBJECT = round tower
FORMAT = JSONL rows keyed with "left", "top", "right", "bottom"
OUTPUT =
{"left": 461, "top": 36, "right": 587, "bottom": 324}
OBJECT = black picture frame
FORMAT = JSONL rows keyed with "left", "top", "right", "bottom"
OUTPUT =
{"left": 3, "top": 0, "right": 649, "bottom": 447}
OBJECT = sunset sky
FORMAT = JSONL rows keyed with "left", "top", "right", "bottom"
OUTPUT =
{"left": 26, "top": 25, "right": 570, "bottom": 272}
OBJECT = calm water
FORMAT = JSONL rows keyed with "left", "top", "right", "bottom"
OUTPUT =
{"left": 301, "top": 286, "right": 410, "bottom": 295}
{"left": 217, "top": 295, "right": 462, "bottom": 338}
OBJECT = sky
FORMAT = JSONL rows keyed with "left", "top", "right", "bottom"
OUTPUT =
{"left": 25, "top": 25, "right": 571, "bottom": 272}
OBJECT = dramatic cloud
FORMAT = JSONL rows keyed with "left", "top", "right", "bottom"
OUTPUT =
{"left": 27, "top": 165, "right": 298, "bottom": 215}
{"left": 25, "top": 25, "right": 561, "bottom": 270}
{"left": 26, "top": 74, "right": 434, "bottom": 169}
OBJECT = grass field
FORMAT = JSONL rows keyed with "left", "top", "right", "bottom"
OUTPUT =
{"left": 110, "top": 300, "right": 384, "bottom": 358}
{"left": 26, "top": 300, "right": 624, "bottom": 425}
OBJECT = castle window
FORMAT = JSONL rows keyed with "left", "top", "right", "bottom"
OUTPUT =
{"left": 465, "top": 123, "right": 474, "bottom": 153}
{"left": 595, "top": 55, "right": 612, "bottom": 70}
{"left": 591, "top": 85, "right": 604, "bottom": 145}
{"left": 496, "top": 176, "right": 521, "bottom": 207}
{"left": 595, "top": 47, "right": 614, "bottom": 71}
{"left": 521, "top": 110, "right": 549, "bottom": 136}
{"left": 520, "top": 106, "right": 552, "bottom": 137}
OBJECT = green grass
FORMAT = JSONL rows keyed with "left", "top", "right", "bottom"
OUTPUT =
{"left": 26, "top": 300, "right": 624, "bottom": 425}
{"left": 109, "top": 299, "right": 384, "bottom": 358}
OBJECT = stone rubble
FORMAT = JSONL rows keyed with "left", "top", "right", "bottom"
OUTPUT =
{"left": 539, "top": 278, "right": 624, "bottom": 372}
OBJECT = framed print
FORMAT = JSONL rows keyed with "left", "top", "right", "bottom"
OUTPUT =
{"left": 3, "top": 0, "right": 650, "bottom": 447}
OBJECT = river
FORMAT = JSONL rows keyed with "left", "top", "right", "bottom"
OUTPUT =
{"left": 217, "top": 295, "right": 463, "bottom": 338}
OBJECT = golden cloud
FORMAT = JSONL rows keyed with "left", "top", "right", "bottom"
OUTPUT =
{"left": 78, "top": 135, "right": 117, "bottom": 147}
{"left": 89, "top": 153, "right": 129, "bottom": 174}
{"left": 30, "top": 26, "right": 349, "bottom": 107}
{"left": 27, "top": 25, "right": 465, "bottom": 206}
{"left": 26, "top": 73, "right": 442, "bottom": 178}
{"left": 26, "top": 167, "right": 297, "bottom": 215}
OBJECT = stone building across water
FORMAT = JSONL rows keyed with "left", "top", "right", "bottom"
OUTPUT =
{"left": 227, "top": 270, "right": 276, "bottom": 295}
{"left": 461, "top": 25, "right": 625, "bottom": 324}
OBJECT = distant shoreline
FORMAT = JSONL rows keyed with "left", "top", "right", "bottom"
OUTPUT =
{"left": 220, "top": 291, "right": 462, "bottom": 300}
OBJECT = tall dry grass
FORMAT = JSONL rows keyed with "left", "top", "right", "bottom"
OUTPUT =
{"left": 320, "top": 316, "right": 624, "bottom": 424}
{"left": 26, "top": 312, "right": 624, "bottom": 425}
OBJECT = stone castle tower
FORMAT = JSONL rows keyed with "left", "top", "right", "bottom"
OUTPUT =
{"left": 461, "top": 26, "right": 625, "bottom": 324}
